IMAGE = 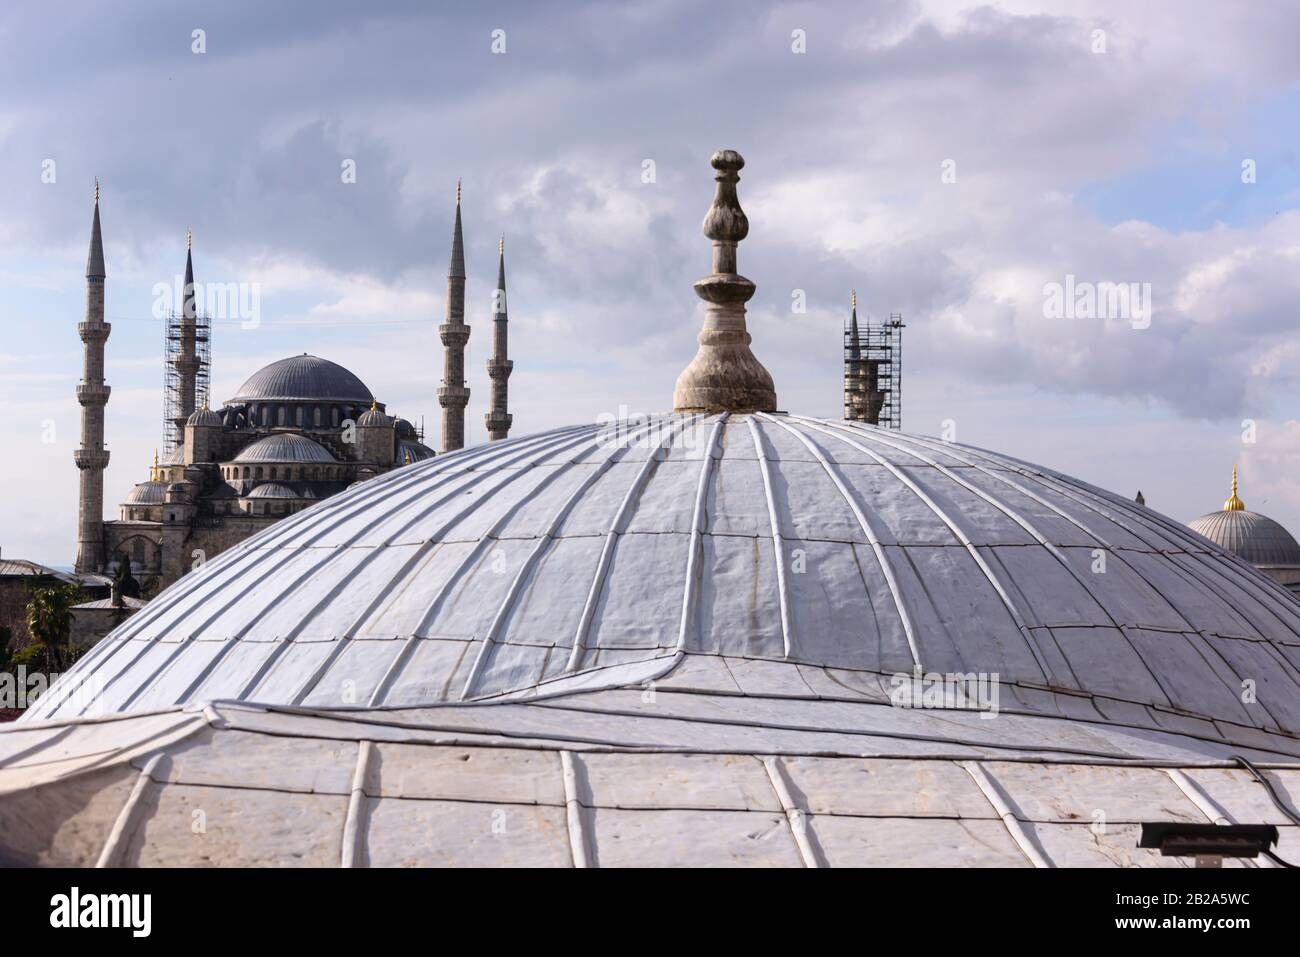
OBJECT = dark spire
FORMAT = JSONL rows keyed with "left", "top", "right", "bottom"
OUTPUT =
{"left": 848, "top": 290, "right": 860, "bottom": 360}
{"left": 183, "top": 228, "right": 196, "bottom": 319}
{"left": 86, "top": 179, "right": 105, "bottom": 279}
{"left": 448, "top": 179, "right": 465, "bottom": 279}
{"left": 494, "top": 235, "right": 507, "bottom": 318}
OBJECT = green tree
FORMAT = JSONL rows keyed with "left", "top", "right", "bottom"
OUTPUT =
{"left": 25, "top": 581, "right": 83, "bottom": 673}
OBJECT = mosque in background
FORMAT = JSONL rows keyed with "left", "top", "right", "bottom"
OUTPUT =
{"left": 71, "top": 183, "right": 511, "bottom": 589}
{"left": 1188, "top": 468, "right": 1300, "bottom": 598}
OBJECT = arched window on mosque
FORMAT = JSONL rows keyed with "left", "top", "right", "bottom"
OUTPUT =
{"left": 314, "top": 407, "right": 322, "bottom": 428}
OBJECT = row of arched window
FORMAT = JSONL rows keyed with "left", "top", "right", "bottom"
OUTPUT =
{"left": 220, "top": 464, "right": 346, "bottom": 482}
{"left": 241, "top": 403, "right": 365, "bottom": 429}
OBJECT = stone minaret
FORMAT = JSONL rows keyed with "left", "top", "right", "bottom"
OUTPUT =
{"left": 844, "top": 290, "right": 863, "bottom": 421}
{"left": 437, "top": 181, "right": 470, "bottom": 452}
{"left": 485, "top": 235, "right": 513, "bottom": 440}
{"left": 674, "top": 150, "right": 776, "bottom": 413}
{"left": 74, "top": 181, "right": 111, "bottom": 574}
{"left": 170, "top": 229, "right": 200, "bottom": 446}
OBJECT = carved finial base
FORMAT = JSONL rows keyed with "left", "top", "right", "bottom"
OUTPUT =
{"left": 673, "top": 150, "right": 777, "bottom": 414}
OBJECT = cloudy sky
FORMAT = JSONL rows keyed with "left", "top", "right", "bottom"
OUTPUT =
{"left": 2, "top": 0, "right": 1299, "bottom": 566}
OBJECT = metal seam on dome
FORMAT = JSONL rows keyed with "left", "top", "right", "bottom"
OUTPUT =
{"left": 561, "top": 751, "right": 592, "bottom": 867}
{"left": 675, "top": 415, "right": 728, "bottom": 654}
{"left": 960, "top": 761, "right": 1054, "bottom": 868}
{"left": 456, "top": 418, "right": 676, "bottom": 700}
{"left": 810, "top": 419, "right": 1200, "bottom": 695}
{"left": 926, "top": 450, "right": 1296, "bottom": 727}
{"left": 100, "top": 427, "right": 568, "bottom": 652}
{"left": 401, "top": 423, "right": 667, "bottom": 643}
{"left": 95, "top": 752, "right": 165, "bottom": 868}
{"left": 762, "top": 756, "right": 825, "bottom": 867}
{"left": 993, "top": 460, "right": 1300, "bottom": 647}
{"left": 340, "top": 740, "right": 373, "bottom": 867}
{"left": 812, "top": 422, "right": 1096, "bottom": 629}
{"left": 251, "top": 426, "right": 608, "bottom": 706}
{"left": 756, "top": 413, "right": 922, "bottom": 671}
{"left": 139, "top": 432, "right": 588, "bottom": 715}
{"left": 459, "top": 417, "right": 699, "bottom": 700}
{"left": 84, "top": 428, "right": 595, "bottom": 719}
{"left": 833, "top": 423, "right": 1208, "bottom": 703}
{"left": 788, "top": 416, "right": 1052, "bottom": 684}
{"left": 1165, "top": 768, "right": 1234, "bottom": 826}
{"left": 748, "top": 418, "right": 795, "bottom": 659}
{"left": 565, "top": 415, "right": 704, "bottom": 674}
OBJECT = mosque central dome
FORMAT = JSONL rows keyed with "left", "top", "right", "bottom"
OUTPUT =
{"left": 229, "top": 354, "right": 374, "bottom": 404}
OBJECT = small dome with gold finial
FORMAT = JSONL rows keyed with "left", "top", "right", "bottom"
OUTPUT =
{"left": 1189, "top": 467, "right": 1300, "bottom": 567}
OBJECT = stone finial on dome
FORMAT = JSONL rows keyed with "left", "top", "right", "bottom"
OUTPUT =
{"left": 1225, "top": 466, "right": 1245, "bottom": 511}
{"left": 673, "top": 150, "right": 777, "bottom": 413}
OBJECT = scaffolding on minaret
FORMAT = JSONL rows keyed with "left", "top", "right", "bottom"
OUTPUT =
{"left": 162, "top": 231, "right": 212, "bottom": 450}
{"left": 843, "top": 299, "right": 904, "bottom": 430}
{"left": 162, "top": 308, "right": 210, "bottom": 450}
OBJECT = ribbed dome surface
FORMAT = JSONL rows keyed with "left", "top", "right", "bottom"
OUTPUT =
{"left": 33, "top": 414, "right": 1300, "bottom": 744}
{"left": 1189, "top": 508, "right": 1300, "bottom": 566}
{"left": 231, "top": 433, "right": 337, "bottom": 464}
{"left": 229, "top": 355, "right": 373, "bottom": 404}
{"left": 122, "top": 481, "right": 166, "bottom": 505}
{"left": 186, "top": 407, "right": 223, "bottom": 427}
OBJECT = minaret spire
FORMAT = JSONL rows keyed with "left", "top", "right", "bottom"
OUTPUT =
{"left": 485, "top": 235, "right": 514, "bottom": 441}
{"left": 438, "top": 180, "right": 471, "bottom": 452}
{"left": 844, "top": 290, "right": 863, "bottom": 421}
{"left": 673, "top": 150, "right": 776, "bottom": 413}
{"left": 75, "top": 181, "right": 112, "bottom": 574}
{"left": 171, "top": 229, "right": 200, "bottom": 446}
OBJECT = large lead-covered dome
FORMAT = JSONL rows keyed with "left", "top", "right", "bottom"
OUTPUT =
{"left": 27, "top": 413, "right": 1300, "bottom": 754}
{"left": 229, "top": 354, "right": 373, "bottom": 404}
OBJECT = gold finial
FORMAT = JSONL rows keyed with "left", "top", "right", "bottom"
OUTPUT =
{"left": 456, "top": 179, "right": 462, "bottom": 204}
{"left": 851, "top": 289, "right": 857, "bottom": 311}
{"left": 94, "top": 178, "right": 100, "bottom": 203}
{"left": 201, "top": 398, "right": 209, "bottom": 411}
{"left": 151, "top": 449, "right": 160, "bottom": 481}
{"left": 499, "top": 235, "right": 504, "bottom": 255}
{"left": 370, "top": 399, "right": 378, "bottom": 413}
{"left": 1225, "top": 466, "right": 1245, "bottom": 511}
{"left": 187, "top": 227, "right": 192, "bottom": 250}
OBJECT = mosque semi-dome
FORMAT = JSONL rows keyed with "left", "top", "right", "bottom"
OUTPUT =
{"left": 8, "top": 151, "right": 1300, "bottom": 869}
{"left": 122, "top": 480, "right": 167, "bottom": 505}
{"left": 186, "top": 405, "right": 223, "bottom": 428}
{"left": 243, "top": 482, "right": 302, "bottom": 500}
{"left": 231, "top": 432, "right": 338, "bottom": 464}
{"left": 229, "top": 354, "right": 374, "bottom": 404}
